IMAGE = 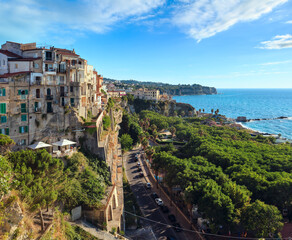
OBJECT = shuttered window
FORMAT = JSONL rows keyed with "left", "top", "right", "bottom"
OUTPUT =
{"left": 0, "top": 103, "right": 6, "bottom": 114}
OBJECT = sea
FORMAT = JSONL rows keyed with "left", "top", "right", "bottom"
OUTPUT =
{"left": 173, "top": 89, "right": 292, "bottom": 140}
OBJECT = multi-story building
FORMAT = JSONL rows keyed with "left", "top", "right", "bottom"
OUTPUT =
{"left": 0, "top": 41, "right": 103, "bottom": 148}
{"left": 133, "top": 88, "right": 160, "bottom": 101}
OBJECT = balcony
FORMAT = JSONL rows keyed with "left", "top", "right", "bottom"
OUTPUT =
{"left": 57, "top": 68, "right": 66, "bottom": 73}
{"left": 34, "top": 107, "right": 42, "bottom": 113}
{"left": 46, "top": 95, "right": 53, "bottom": 100}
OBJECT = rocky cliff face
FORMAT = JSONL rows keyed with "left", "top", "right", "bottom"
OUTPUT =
{"left": 128, "top": 99, "right": 196, "bottom": 117}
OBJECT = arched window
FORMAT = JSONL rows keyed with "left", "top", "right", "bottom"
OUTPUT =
{"left": 47, "top": 88, "right": 51, "bottom": 96}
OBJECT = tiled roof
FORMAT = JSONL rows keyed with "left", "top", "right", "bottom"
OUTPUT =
{"left": 58, "top": 51, "right": 79, "bottom": 57}
{"left": 0, "top": 50, "right": 22, "bottom": 58}
{"left": 0, "top": 71, "right": 30, "bottom": 78}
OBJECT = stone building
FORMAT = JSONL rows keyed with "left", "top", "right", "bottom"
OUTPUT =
{"left": 133, "top": 88, "right": 160, "bottom": 101}
{"left": 0, "top": 41, "right": 103, "bottom": 148}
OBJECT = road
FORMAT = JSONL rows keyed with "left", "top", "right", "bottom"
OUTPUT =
{"left": 124, "top": 148, "right": 190, "bottom": 240}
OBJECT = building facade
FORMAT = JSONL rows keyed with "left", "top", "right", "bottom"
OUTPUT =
{"left": 0, "top": 41, "right": 103, "bottom": 148}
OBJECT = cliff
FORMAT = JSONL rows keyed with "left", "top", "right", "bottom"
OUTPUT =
{"left": 126, "top": 98, "right": 196, "bottom": 117}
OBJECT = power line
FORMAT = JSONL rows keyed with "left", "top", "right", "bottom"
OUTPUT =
{"left": 124, "top": 211, "right": 286, "bottom": 240}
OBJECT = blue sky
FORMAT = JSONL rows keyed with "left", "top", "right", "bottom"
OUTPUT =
{"left": 0, "top": 0, "right": 292, "bottom": 88}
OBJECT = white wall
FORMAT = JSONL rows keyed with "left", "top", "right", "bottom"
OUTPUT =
{"left": 0, "top": 53, "right": 8, "bottom": 75}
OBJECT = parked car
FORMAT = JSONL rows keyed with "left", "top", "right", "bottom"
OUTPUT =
{"left": 137, "top": 166, "right": 142, "bottom": 172}
{"left": 155, "top": 198, "right": 164, "bottom": 206}
{"left": 168, "top": 214, "right": 176, "bottom": 223}
{"left": 151, "top": 192, "right": 159, "bottom": 199}
{"left": 137, "top": 162, "right": 140, "bottom": 167}
{"left": 146, "top": 182, "right": 151, "bottom": 189}
{"left": 173, "top": 223, "right": 182, "bottom": 232}
{"left": 139, "top": 172, "right": 144, "bottom": 178}
{"left": 160, "top": 205, "right": 169, "bottom": 213}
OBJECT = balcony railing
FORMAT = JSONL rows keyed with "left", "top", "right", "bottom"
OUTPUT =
{"left": 46, "top": 95, "right": 53, "bottom": 100}
{"left": 45, "top": 68, "right": 56, "bottom": 72}
{"left": 34, "top": 107, "right": 41, "bottom": 113}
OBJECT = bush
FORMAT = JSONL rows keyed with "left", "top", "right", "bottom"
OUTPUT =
{"left": 120, "top": 134, "right": 133, "bottom": 151}
{"left": 103, "top": 115, "right": 111, "bottom": 130}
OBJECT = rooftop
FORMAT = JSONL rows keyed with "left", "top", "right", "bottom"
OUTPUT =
{"left": 0, "top": 50, "right": 22, "bottom": 58}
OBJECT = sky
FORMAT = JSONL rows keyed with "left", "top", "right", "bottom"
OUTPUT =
{"left": 0, "top": 0, "right": 292, "bottom": 88}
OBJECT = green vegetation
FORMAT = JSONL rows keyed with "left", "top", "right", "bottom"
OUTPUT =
{"left": 60, "top": 152, "right": 108, "bottom": 209}
{"left": 128, "top": 110, "right": 291, "bottom": 237}
{"left": 102, "top": 115, "right": 111, "bottom": 131}
{"left": 8, "top": 149, "right": 64, "bottom": 211}
{"left": 120, "top": 134, "right": 133, "bottom": 151}
{"left": 106, "top": 97, "right": 115, "bottom": 111}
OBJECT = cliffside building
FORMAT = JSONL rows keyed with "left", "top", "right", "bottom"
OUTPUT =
{"left": 133, "top": 88, "right": 160, "bottom": 101}
{"left": 0, "top": 41, "right": 103, "bottom": 148}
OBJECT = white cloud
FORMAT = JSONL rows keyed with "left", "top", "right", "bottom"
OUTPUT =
{"left": 286, "top": 20, "right": 292, "bottom": 24}
{"left": 259, "top": 60, "right": 292, "bottom": 65}
{"left": 0, "top": 0, "right": 165, "bottom": 43}
{"left": 258, "top": 34, "right": 292, "bottom": 49}
{"left": 172, "top": 0, "right": 288, "bottom": 42}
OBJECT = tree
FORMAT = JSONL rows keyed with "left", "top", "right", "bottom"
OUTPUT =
{"left": 169, "top": 126, "right": 176, "bottom": 138}
{"left": 241, "top": 200, "right": 283, "bottom": 237}
{"left": 120, "top": 134, "right": 133, "bottom": 151}
{"left": 211, "top": 109, "right": 214, "bottom": 114}
{"left": 0, "top": 156, "right": 12, "bottom": 198}
{"left": 103, "top": 115, "right": 111, "bottom": 130}
{"left": 0, "top": 134, "right": 15, "bottom": 155}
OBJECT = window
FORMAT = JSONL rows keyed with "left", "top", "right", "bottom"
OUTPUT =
{"left": 15, "top": 64, "right": 18, "bottom": 69}
{"left": 36, "top": 89, "right": 40, "bottom": 98}
{"left": 47, "top": 88, "right": 51, "bottom": 96}
{"left": 70, "top": 98, "right": 75, "bottom": 106}
{"left": 34, "top": 63, "right": 39, "bottom": 68}
{"left": 21, "top": 103, "right": 26, "bottom": 113}
{"left": 19, "top": 126, "right": 28, "bottom": 133}
{"left": 0, "top": 103, "right": 6, "bottom": 114}
{"left": 72, "top": 60, "right": 76, "bottom": 66}
{"left": 21, "top": 115, "right": 27, "bottom": 121}
{"left": 2, "top": 60, "right": 4, "bottom": 66}
{"left": 45, "top": 51, "right": 52, "bottom": 61}
{"left": 70, "top": 86, "right": 73, "bottom": 92}
{"left": 0, "top": 128, "right": 9, "bottom": 135}
{"left": 0, "top": 88, "right": 6, "bottom": 96}
{"left": 18, "top": 89, "right": 28, "bottom": 95}
{"left": 19, "top": 139, "right": 26, "bottom": 145}
{"left": 47, "top": 102, "right": 53, "bottom": 113}
{"left": 1, "top": 116, "right": 7, "bottom": 123}
{"left": 34, "top": 102, "right": 40, "bottom": 112}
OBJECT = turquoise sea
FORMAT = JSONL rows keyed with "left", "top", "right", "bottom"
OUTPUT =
{"left": 173, "top": 89, "right": 292, "bottom": 139}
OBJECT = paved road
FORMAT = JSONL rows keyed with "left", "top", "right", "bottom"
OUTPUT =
{"left": 124, "top": 148, "right": 189, "bottom": 240}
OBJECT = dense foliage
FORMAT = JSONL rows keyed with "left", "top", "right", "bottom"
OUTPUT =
{"left": 120, "top": 134, "right": 133, "bottom": 151}
{"left": 138, "top": 110, "right": 291, "bottom": 237}
{"left": 8, "top": 149, "right": 64, "bottom": 210}
{"left": 102, "top": 115, "right": 111, "bottom": 131}
{"left": 60, "top": 152, "right": 108, "bottom": 209}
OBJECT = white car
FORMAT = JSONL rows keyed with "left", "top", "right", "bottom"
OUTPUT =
{"left": 146, "top": 182, "right": 151, "bottom": 189}
{"left": 155, "top": 198, "right": 164, "bottom": 206}
{"left": 137, "top": 162, "right": 140, "bottom": 166}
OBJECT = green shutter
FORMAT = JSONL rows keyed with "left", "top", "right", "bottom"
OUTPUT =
{"left": 5, "top": 128, "right": 9, "bottom": 135}
{"left": 3, "top": 88, "right": 5, "bottom": 96}
{"left": 25, "top": 90, "right": 28, "bottom": 95}
{"left": 18, "top": 90, "right": 21, "bottom": 95}
{"left": 25, "top": 126, "right": 28, "bottom": 133}
{"left": 1, "top": 116, "right": 7, "bottom": 123}
{"left": 21, "top": 115, "right": 27, "bottom": 121}
{"left": 21, "top": 103, "right": 26, "bottom": 113}
{"left": 19, "top": 126, "right": 22, "bottom": 133}
{"left": 0, "top": 103, "right": 6, "bottom": 114}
